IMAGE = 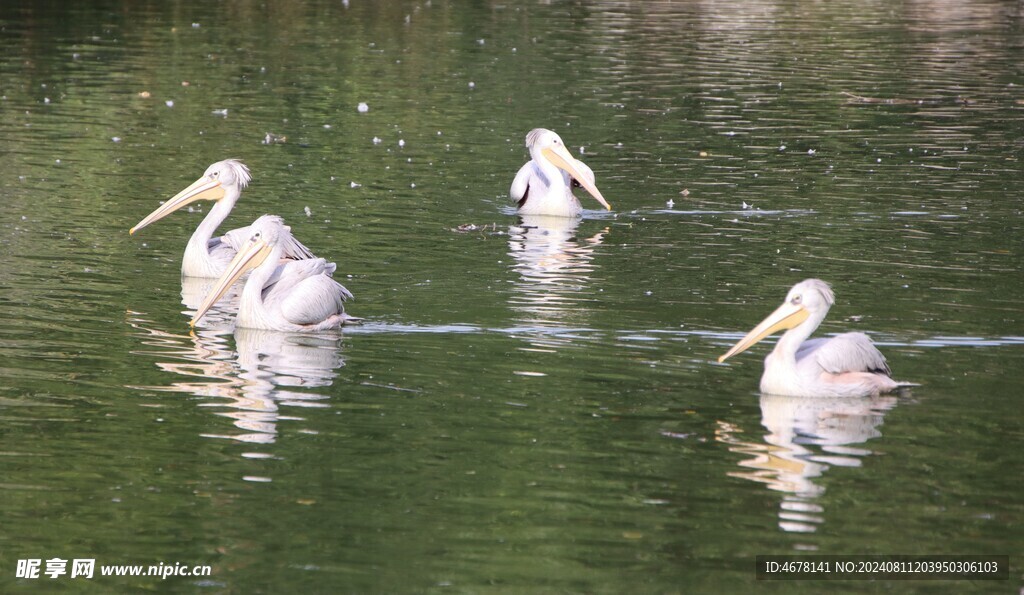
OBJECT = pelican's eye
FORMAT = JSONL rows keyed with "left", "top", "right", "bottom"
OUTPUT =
{"left": 791, "top": 294, "right": 802, "bottom": 305}
{"left": 251, "top": 231, "right": 262, "bottom": 242}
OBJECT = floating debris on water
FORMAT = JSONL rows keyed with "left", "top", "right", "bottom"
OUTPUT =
{"left": 262, "top": 132, "right": 286, "bottom": 144}
{"left": 211, "top": 108, "right": 228, "bottom": 116}
{"left": 138, "top": 91, "right": 151, "bottom": 98}
{"left": 357, "top": 102, "right": 369, "bottom": 113}
{"left": 372, "top": 136, "right": 382, "bottom": 144}
{"left": 165, "top": 100, "right": 174, "bottom": 107}
{"left": 666, "top": 199, "right": 674, "bottom": 208}
{"left": 398, "top": 139, "right": 405, "bottom": 148}
{"left": 350, "top": 181, "right": 361, "bottom": 188}
{"left": 304, "top": 206, "right": 312, "bottom": 217}
{"left": 111, "top": 136, "right": 121, "bottom": 143}
{"left": 451, "top": 223, "right": 501, "bottom": 234}
{"left": 679, "top": 188, "right": 690, "bottom": 196}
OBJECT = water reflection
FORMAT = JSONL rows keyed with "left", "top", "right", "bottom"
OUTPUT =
{"left": 717, "top": 393, "right": 898, "bottom": 533}
{"left": 506, "top": 214, "right": 608, "bottom": 348}
{"left": 180, "top": 276, "right": 239, "bottom": 328}
{"left": 128, "top": 306, "right": 344, "bottom": 446}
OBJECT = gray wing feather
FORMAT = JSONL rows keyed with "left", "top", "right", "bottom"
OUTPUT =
{"left": 803, "top": 332, "right": 892, "bottom": 376}
{"left": 279, "top": 275, "right": 353, "bottom": 325}
{"left": 510, "top": 162, "right": 534, "bottom": 203}
{"left": 264, "top": 258, "right": 338, "bottom": 300}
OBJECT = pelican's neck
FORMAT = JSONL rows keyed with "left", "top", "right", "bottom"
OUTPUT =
{"left": 184, "top": 192, "right": 236, "bottom": 252}
{"left": 761, "top": 310, "right": 824, "bottom": 396}
{"left": 532, "top": 148, "right": 571, "bottom": 192}
{"left": 182, "top": 191, "right": 238, "bottom": 276}
{"left": 238, "top": 242, "right": 284, "bottom": 327}
{"left": 522, "top": 149, "right": 580, "bottom": 217}
{"left": 194, "top": 193, "right": 237, "bottom": 249}
{"left": 771, "top": 308, "right": 827, "bottom": 365}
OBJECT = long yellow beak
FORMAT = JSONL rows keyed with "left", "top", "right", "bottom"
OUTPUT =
{"left": 129, "top": 177, "right": 225, "bottom": 235}
{"left": 718, "top": 301, "right": 810, "bottom": 363}
{"left": 189, "top": 237, "right": 272, "bottom": 327}
{"left": 542, "top": 145, "right": 611, "bottom": 211}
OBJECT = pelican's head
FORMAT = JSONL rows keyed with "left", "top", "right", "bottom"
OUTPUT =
{"left": 130, "top": 159, "right": 251, "bottom": 235}
{"left": 526, "top": 128, "right": 611, "bottom": 211}
{"left": 189, "top": 214, "right": 283, "bottom": 327}
{"left": 718, "top": 279, "right": 835, "bottom": 363}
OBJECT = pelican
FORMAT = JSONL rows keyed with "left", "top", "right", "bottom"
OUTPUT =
{"left": 130, "top": 159, "right": 315, "bottom": 277}
{"left": 510, "top": 128, "right": 611, "bottom": 217}
{"left": 718, "top": 279, "right": 911, "bottom": 398}
{"left": 190, "top": 215, "right": 354, "bottom": 332}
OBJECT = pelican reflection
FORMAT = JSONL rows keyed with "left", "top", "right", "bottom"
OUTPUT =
{"left": 127, "top": 312, "right": 344, "bottom": 445}
{"left": 507, "top": 214, "right": 608, "bottom": 346}
{"left": 180, "top": 275, "right": 239, "bottom": 325}
{"left": 716, "top": 393, "right": 897, "bottom": 533}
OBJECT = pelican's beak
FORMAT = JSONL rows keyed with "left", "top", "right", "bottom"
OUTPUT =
{"left": 718, "top": 301, "right": 809, "bottom": 363}
{"left": 130, "top": 176, "right": 226, "bottom": 235}
{"left": 189, "top": 236, "right": 272, "bottom": 327}
{"left": 542, "top": 145, "right": 612, "bottom": 211}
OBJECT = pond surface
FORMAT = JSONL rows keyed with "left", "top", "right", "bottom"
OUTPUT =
{"left": 1, "top": 0, "right": 1022, "bottom": 592}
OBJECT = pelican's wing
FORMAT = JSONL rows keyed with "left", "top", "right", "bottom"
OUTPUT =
{"left": 221, "top": 226, "right": 251, "bottom": 252}
{"left": 198, "top": 236, "right": 237, "bottom": 274}
{"left": 510, "top": 162, "right": 534, "bottom": 206}
{"left": 221, "top": 225, "right": 316, "bottom": 261}
{"left": 278, "top": 275, "right": 353, "bottom": 325}
{"left": 263, "top": 258, "right": 340, "bottom": 300}
{"left": 802, "top": 332, "right": 892, "bottom": 376}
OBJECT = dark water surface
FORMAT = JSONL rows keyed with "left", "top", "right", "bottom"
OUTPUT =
{"left": 1, "top": 1, "right": 1022, "bottom": 592}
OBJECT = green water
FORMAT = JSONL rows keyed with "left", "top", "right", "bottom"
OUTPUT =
{"left": 1, "top": 1, "right": 1022, "bottom": 592}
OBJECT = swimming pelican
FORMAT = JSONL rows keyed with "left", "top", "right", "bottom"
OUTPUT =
{"left": 190, "top": 215, "right": 354, "bottom": 332}
{"left": 130, "top": 159, "right": 315, "bottom": 277}
{"left": 718, "top": 279, "right": 910, "bottom": 398}
{"left": 510, "top": 128, "right": 611, "bottom": 217}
